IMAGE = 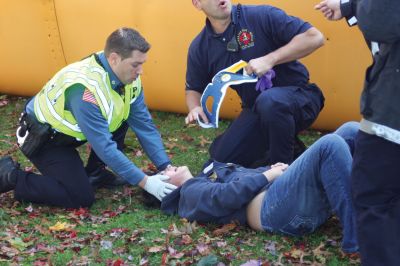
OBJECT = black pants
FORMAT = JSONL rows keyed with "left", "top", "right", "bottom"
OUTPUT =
{"left": 13, "top": 123, "right": 129, "bottom": 208}
{"left": 210, "top": 84, "right": 324, "bottom": 167}
{"left": 352, "top": 131, "right": 400, "bottom": 265}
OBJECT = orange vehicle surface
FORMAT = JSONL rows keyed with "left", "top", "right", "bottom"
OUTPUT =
{"left": 0, "top": 0, "right": 371, "bottom": 130}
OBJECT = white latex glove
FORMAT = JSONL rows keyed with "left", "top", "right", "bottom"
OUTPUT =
{"left": 144, "top": 174, "right": 177, "bottom": 201}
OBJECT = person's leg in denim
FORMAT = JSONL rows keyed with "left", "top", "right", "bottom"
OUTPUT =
{"left": 260, "top": 134, "right": 358, "bottom": 253}
{"left": 333, "top": 121, "right": 359, "bottom": 155}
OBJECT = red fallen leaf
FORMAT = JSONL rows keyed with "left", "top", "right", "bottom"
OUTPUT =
{"left": 72, "top": 207, "right": 90, "bottom": 218}
{"left": 161, "top": 252, "right": 168, "bottom": 266}
{"left": 212, "top": 223, "right": 237, "bottom": 236}
{"left": 102, "top": 210, "right": 118, "bottom": 218}
{"left": 113, "top": 258, "right": 124, "bottom": 266}
{"left": 69, "top": 231, "right": 77, "bottom": 238}
{"left": 28, "top": 212, "right": 40, "bottom": 218}
{"left": 71, "top": 246, "right": 81, "bottom": 253}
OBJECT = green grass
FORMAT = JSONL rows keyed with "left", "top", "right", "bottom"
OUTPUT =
{"left": 0, "top": 96, "right": 359, "bottom": 265}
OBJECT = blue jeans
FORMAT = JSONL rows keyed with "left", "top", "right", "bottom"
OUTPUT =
{"left": 260, "top": 122, "right": 359, "bottom": 253}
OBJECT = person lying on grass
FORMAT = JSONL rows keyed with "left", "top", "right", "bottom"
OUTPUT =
{"left": 143, "top": 122, "right": 360, "bottom": 254}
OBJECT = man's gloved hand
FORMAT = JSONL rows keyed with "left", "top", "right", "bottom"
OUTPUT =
{"left": 143, "top": 174, "right": 177, "bottom": 201}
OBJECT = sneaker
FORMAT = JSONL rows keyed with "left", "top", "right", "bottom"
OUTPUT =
{"left": 87, "top": 167, "right": 128, "bottom": 189}
{"left": 0, "top": 156, "right": 19, "bottom": 193}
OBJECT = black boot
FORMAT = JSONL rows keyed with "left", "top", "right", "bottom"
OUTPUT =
{"left": 87, "top": 165, "right": 128, "bottom": 189}
{"left": 0, "top": 156, "right": 19, "bottom": 193}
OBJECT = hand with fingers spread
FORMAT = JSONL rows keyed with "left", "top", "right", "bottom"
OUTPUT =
{"left": 185, "top": 106, "right": 209, "bottom": 125}
{"left": 315, "top": 0, "right": 343, "bottom": 21}
{"left": 143, "top": 174, "right": 177, "bottom": 201}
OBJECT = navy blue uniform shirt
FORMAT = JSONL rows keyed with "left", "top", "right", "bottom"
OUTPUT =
{"left": 186, "top": 5, "right": 312, "bottom": 107}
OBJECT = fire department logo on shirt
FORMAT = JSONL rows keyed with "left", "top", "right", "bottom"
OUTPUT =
{"left": 237, "top": 29, "right": 254, "bottom": 50}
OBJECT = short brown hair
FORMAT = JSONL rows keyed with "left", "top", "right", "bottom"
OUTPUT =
{"left": 104, "top": 27, "right": 150, "bottom": 59}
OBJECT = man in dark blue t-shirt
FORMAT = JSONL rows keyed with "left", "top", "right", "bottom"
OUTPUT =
{"left": 185, "top": 0, "right": 325, "bottom": 166}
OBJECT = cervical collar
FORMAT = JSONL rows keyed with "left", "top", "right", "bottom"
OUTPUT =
{"left": 197, "top": 60, "right": 257, "bottom": 128}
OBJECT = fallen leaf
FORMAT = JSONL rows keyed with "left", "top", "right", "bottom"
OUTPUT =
{"left": 148, "top": 246, "right": 164, "bottom": 253}
{"left": 240, "top": 260, "right": 260, "bottom": 266}
{"left": 8, "top": 237, "right": 32, "bottom": 251}
{"left": 212, "top": 223, "right": 236, "bottom": 236}
{"left": 264, "top": 240, "right": 277, "bottom": 256}
{"left": 197, "top": 254, "right": 219, "bottom": 266}
{"left": 100, "top": 240, "right": 113, "bottom": 250}
{"left": 25, "top": 205, "right": 33, "bottom": 213}
{"left": 139, "top": 256, "right": 149, "bottom": 266}
{"left": 198, "top": 135, "right": 211, "bottom": 147}
{"left": 49, "top": 221, "right": 75, "bottom": 231}
{"left": 196, "top": 243, "right": 210, "bottom": 256}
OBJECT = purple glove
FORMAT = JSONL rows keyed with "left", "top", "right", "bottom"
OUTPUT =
{"left": 255, "top": 69, "right": 276, "bottom": 92}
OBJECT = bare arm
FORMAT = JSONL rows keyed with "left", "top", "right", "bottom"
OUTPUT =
{"left": 185, "top": 90, "right": 209, "bottom": 124}
{"left": 245, "top": 27, "right": 325, "bottom": 77}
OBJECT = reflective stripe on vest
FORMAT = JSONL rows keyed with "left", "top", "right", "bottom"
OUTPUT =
{"left": 34, "top": 54, "right": 142, "bottom": 140}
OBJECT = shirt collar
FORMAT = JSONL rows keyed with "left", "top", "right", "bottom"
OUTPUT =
{"left": 98, "top": 52, "right": 123, "bottom": 90}
{"left": 205, "top": 5, "right": 238, "bottom": 38}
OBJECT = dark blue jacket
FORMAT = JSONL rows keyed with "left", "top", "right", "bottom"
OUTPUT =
{"left": 342, "top": 0, "right": 400, "bottom": 132}
{"left": 161, "top": 161, "right": 270, "bottom": 225}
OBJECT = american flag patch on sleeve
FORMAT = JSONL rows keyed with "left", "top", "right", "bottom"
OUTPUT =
{"left": 82, "top": 89, "right": 98, "bottom": 105}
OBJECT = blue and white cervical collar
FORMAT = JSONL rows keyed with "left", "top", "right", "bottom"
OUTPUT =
{"left": 197, "top": 60, "right": 257, "bottom": 128}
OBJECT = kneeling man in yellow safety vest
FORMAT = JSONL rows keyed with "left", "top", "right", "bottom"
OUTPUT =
{"left": 0, "top": 27, "right": 176, "bottom": 208}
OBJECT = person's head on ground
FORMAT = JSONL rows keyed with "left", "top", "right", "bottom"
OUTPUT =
{"left": 141, "top": 166, "right": 193, "bottom": 207}
{"left": 104, "top": 27, "right": 150, "bottom": 85}
{"left": 161, "top": 166, "right": 193, "bottom": 187}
